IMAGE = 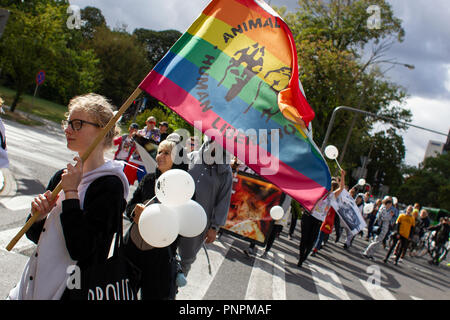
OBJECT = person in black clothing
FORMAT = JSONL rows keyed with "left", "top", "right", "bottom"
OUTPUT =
{"left": 427, "top": 217, "right": 450, "bottom": 265}
{"left": 288, "top": 200, "right": 302, "bottom": 240}
{"left": 159, "top": 121, "right": 169, "bottom": 142}
{"left": 9, "top": 93, "right": 129, "bottom": 300}
{"left": 124, "top": 139, "right": 187, "bottom": 300}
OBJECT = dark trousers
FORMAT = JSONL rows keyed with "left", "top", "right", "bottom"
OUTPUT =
{"left": 123, "top": 238, "right": 177, "bottom": 300}
{"left": 385, "top": 234, "right": 408, "bottom": 263}
{"left": 431, "top": 243, "right": 446, "bottom": 265}
{"left": 289, "top": 210, "right": 298, "bottom": 236}
{"left": 334, "top": 214, "right": 342, "bottom": 242}
{"left": 298, "top": 214, "right": 322, "bottom": 264}
{"left": 265, "top": 224, "right": 283, "bottom": 253}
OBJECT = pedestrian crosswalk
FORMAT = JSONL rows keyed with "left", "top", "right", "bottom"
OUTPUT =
{"left": 0, "top": 226, "right": 431, "bottom": 300}
{"left": 245, "top": 251, "right": 286, "bottom": 300}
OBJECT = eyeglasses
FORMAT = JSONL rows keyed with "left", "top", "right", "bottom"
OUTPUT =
{"left": 61, "top": 119, "right": 101, "bottom": 131}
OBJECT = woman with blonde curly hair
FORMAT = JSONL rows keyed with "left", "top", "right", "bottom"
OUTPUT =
{"left": 8, "top": 93, "right": 130, "bottom": 300}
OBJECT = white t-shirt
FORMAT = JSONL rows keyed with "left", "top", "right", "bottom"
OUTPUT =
{"left": 311, "top": 192, "right": 339, "bottom": 222}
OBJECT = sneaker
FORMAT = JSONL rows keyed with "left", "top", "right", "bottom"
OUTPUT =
{"left": 176, "top": 272, "right": 187, "bottom": 287}
{"left": 297, "top": 261, "right": 303, "bottom": 268}
{"left": 260, "top": 251, "right": 268, "bottom": 258}
{"left": 288, "top": 234, "right": 293, "bottom": 240}
{"left": 383, "top": 259, "right": 388, "bottom": 263}
{"left": 362, "top": 252, "right": 370, "bottom": 259}
{"left": 343, "top": 244, "right": 348, "bottom": 249}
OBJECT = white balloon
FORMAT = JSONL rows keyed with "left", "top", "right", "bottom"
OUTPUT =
{"left": 155, "top": 169, "right": 195, "bottom": 206}
{"left": 270, "top": 206, "right": 284, "bottom": 220}
{"left": 324, "top": 145, "right": 339, "bottom": 160}
{"left": 138, "top": 203, "right": 179, "bottom": 248}
{"left": 176, "top": 200, "right": 208, "bottom": 237}
{"left": 363, "top": 203, "right": 374, "bottom": 215}
{"left": 358, "top": 178, "right": 366, "bottom": 186}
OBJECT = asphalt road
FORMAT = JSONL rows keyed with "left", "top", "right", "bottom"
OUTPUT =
{"left": 0, "top": 118, "right": 448, "bottom": 300}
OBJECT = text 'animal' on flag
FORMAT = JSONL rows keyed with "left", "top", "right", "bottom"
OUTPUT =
{"left": 138, "top": 0, "right": 331, "bottom": 211}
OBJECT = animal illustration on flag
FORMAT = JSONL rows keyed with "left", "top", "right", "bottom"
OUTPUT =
{"left": 138, "top": 0, "right": 331, "bottom": 211}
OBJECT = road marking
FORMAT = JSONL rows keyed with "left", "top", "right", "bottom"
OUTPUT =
{"left": 410, "top": 295, "right": 423, "bottom": 300}
{"left": 0, "top": 195, "right": 35, "bottom": 211}
{"left": 245, "top": 252, "right": 286, "bottom": 300}
{"left": 176, "top": 240, "right": 231, "bottom": 300}
{"left": 0, "top": 226, "right": 36, "bottom": 254}
{"left": 272, "top": 252, "right": 286, "bottom": 300}
{"left": 307, "top": 262, "right": 351, "bottom": 300}
{"left": 359, "top": 280, "right": 396, "bottom": 300}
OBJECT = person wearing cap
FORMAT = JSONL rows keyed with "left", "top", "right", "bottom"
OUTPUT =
{"left": 113, "top": 123, "right": 139, "bottom": 185}
{"left": 159, "top": 121, "right": 169, "bottom": 142}
{"left": 138, "top": 116, "right": 160, "bottom": 143}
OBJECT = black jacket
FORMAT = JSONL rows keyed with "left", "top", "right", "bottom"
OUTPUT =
{"left": 428, "top": 223, "right": 450, "bottom": 245}
{"left": 26, "top": 169, "right": 126, "bottom": 268}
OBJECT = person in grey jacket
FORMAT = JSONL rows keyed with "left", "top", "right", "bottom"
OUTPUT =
{"left": 362, "top": 198, "right": 394, "bottom": 260}
{"left": 177, "top": 137, "right": 233, "bottom": 276}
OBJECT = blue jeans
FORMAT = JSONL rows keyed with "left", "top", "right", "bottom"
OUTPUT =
{"left": 313, "top": 231, "right": 328, "bottom": 250}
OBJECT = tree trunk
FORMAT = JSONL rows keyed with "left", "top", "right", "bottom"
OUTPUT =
{"left": 10, "top": 89, "right": 22, "bottom": 112}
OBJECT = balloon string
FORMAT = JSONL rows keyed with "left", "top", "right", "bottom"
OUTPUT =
{"left": 130, "top": 195, "right": 157, "bottom": 220}
{"left": 335, "top": 159, "right": 343, "bottom": 171}
{"left": 143, "top": 195, "right": 157, "bottom": 207}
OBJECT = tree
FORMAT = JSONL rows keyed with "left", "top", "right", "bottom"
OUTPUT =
{"left": 397, "top": 152, "right": 450, "bottom": 211}
{"left": 362, "top": 128, "right": 406, "bottom": 195}
{"left": 80, "top": 6, "right": 106, "bottom": 39}
{"left": 275, "top": 0, "right": 412, "bottom": 188}
{"left": 133, "top": 28, "right": 181, "bottom": 68}
{"left": 0, "top": 2, "right": 66, "bottom": 111}
{"left": 86, "top": 26, "right": 150, "bottom": 108}
{"left": 0, "top": 1, "right": 102, "bottom": 108}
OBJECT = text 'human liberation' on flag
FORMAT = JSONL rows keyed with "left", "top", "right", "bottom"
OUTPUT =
{"left": 138, "top": 0, "right": 331, "bottom": 211}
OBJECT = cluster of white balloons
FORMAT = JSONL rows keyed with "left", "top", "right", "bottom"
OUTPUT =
{"left": 138, "top": 169, "right": 207, "bottom": 248}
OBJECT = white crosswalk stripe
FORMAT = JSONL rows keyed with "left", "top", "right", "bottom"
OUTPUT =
{"left": 176, "top": 240, "right": 232, "bottom": 300}
{"left": 307, "top": 262, "right": 351, "bottom": 300}
{"left": 0, "top": 223, "right": 421, "bottom": 301}
{"left": 245, "top": 252, "right": 286, "bottom": 300}
{"left": 359, "top": 280, "right": 396, "bottom": 300}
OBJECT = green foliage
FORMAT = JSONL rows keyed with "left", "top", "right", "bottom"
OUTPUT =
{"left": 275, "top": 0, "right": 412, "bottom": 192}
{"left": 0, "top": 1, "right": 101, "bottom": 109}
{"left": 80, "top": 6, "right": 106, "bottom": 39}
{"left": 126, "top": 103, "right": 194, "bottom": 136}
{"left": 87, "top": 26, "right": 150, "bottom": 108}
{"left": 397, "top": 152, "right": 450, "bottom": 211}
{"left": 133, "top": 28, "right": 182, "bottom": 68}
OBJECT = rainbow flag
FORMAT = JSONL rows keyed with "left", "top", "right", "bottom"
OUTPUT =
{"left": 139, "top": 0, "right": 331, "bottom": 211}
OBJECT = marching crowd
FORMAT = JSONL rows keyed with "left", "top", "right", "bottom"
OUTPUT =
{"left": 1, "top": 93, "right": 449, "bottom": 301}
{"left": 6, "top": 93, "right": 233, "bottom": 300}
{"left": 291, "top": 171, "right": 450, "bottom": 269}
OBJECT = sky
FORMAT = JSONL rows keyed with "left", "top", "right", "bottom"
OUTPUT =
{"left": 69, "top": 0, "right": 450, "bottom": 167}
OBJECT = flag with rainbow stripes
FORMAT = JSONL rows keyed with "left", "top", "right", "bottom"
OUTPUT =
{"left": 139, "top": 0, "right": 331, "bottom": 211}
